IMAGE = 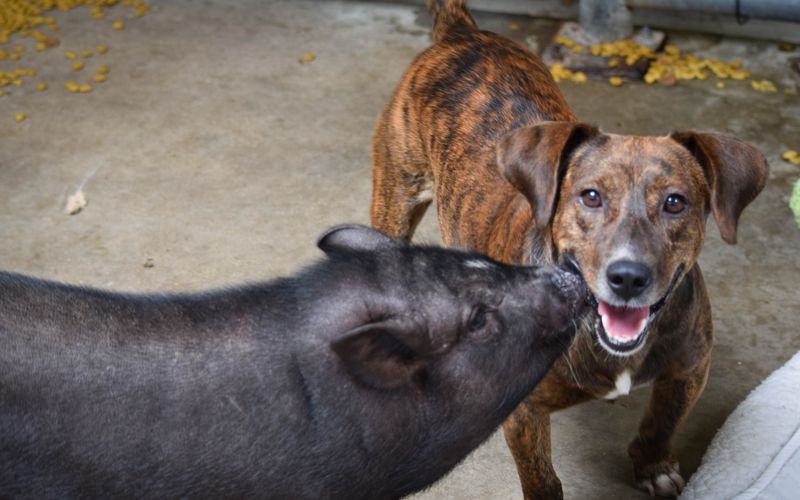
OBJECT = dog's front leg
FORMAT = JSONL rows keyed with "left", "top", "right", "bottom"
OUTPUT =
{"left": 627, "top": 355, "right": 711, "bottom": 498}
{"left": 503, "top": 402, "right": 563, "bottom": 500}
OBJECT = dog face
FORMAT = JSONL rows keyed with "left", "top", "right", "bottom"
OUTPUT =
{"left": 551, "top": 135, "right": 709, "bottom": 354}
{"left": 498, "top": 123, "right": 768, "bottom": 356}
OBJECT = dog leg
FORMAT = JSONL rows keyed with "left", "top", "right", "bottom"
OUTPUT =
{"left": 627, "top": 356, "right": 711, "bottom": 498}
{"left": 370, "top": 170, "right": 432, "bottom": 240}
{"left": 503, "top": 405, "right": 563, "bottom": 500}
{"left": 371, "top": 121, "right": 432, "bottom": 240}
{"left": 503, "top": 373, "right": 593, "bottom": 500}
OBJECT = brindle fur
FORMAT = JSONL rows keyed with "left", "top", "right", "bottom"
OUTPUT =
{"left": 370, "top": 1, "right": 769, "bottom": 498}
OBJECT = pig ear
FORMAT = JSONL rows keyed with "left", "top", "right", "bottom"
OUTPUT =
{"left": 497, "top": 122, "right": 598, "bottom": 229}
{"left": 317, "top": 224, "right": 399, "bottom": 255}
{"left": 670, "top": 131, "right": 769, "bottom": 244}
{"left": 331, "top": 320, "right": 426, "bottom": 390}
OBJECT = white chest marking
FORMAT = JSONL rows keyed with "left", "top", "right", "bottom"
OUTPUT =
{"left": 604, "top": 370, "right": 632, "bottom": 400}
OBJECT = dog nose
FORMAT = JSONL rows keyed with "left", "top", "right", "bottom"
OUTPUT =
{"left": 606, "top": 260, "right": 652, "bottom": 300}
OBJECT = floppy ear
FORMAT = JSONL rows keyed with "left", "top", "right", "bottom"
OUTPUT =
{"left": 670, "top": 131, "right": 769, "bottom": 244}
{"left": 497, "top": 122, "right": 598, "bottom": 229}
{"left": 317, "top": 224, "right": 399, "bottom": 255}
{"left": 331, "top": 319, "right": 427, "bottom": 390}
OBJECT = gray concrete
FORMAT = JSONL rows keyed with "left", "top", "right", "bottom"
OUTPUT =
{"left": 1, "top": 1, "right": 799, "bottom": 498}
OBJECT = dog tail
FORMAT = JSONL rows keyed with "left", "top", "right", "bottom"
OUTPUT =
{"left": 428, "top": 0, "right": 477, "bottom": 43}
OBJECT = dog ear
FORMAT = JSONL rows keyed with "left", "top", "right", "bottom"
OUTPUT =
{"left": 317, "top": 224, "right": 399, "bottom": 255}
{"left": 670, "top": 131, "right": 769, "bottom": 244}
{"left": 331, "top": 319, "right": 427, "bottom": 390}
{"left": 497, "top": 122, "right": 598, "bottom": 229}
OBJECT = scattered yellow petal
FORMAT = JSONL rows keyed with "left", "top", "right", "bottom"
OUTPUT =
{"left": 80, "top": 50, "right": 92, "bottom": 58}
{"left": 555, "top": 35, "right": 575, "bottom": 48}
{"left": 79, "top": 83, "right": 92, "bottom": 93}
{"left": 96, "top": 45, "right": 109, "bottom": 54}
{"left": 299, "top": 52, "right": 315, "bottom": 63}
{"left": 65, "top": 51, "right": 77, "bottom": 59}
{"left": 72, "top": 61, "right": 85, "bottom": 71}
{"left": 508, "top": 23, "right": 519, "bottom": 31}
{"left": 64, "top": 81, "right": 80, "bottom": 93}
{"left": 35, "top": 42, "right": 46, "bottom": 51}
{"left": 782, "top": 150, "right": 800, "bottom": 165}
{"left": 92, "top": 74, "right": 106, "bottom": 82}
{"left": 750, "top": 79, "right": 777, "bottom": 92}
{"left": 112, "top": 20, "right": 125, "bottom": 30}
{"left": 37, "top": 82, "right": 48, "bottom": 91}
{"left": 15, "top": 113, "right": 26, "bottom": 122}
{"left": 715, "top": 81, "right": 726, "bottom": 89}
{"left": 133, "top": 2, "right": 150, "bottom": 17}
{"left": 730, "top": 69, "right": 750, "bottom": 80}
{"left": 10, "top": 53, "right": 20, "bottom": 61}
{"left": 609, "top": 76, "right": 624, "bottom": 86}
{"left": 97, "top": 65, "right": 109, "bottom": 74}
{"left": 570, "top": 71, "right": 587, "bottom": 83}
{"left": 548, "top": 62, "right": 573, "bottom": 83}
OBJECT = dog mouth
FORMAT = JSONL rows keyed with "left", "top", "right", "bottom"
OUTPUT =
{"left": 562, "top": 255, "right": 683, "bottom": 356}
{"left": 594, "top": 301, "right": 653, "bottom": 355}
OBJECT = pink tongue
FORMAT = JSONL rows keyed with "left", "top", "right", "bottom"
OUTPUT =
{"left": 598, "top": 301, "right": 649, "bottom": 339}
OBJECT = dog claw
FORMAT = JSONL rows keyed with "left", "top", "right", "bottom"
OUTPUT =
{"left": 638, "top": 479, "right": 656, "bottom": 497}
{"left": 636, "top": 462, "right": 685, "bottom": 498}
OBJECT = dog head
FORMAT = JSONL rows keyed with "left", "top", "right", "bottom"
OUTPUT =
{"left": 498, "top": 122, "right": 768, "bottom": 356}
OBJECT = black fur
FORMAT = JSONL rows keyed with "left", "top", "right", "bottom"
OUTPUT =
{"left": 0, "top": 225, "right": 586, "bottom": 500}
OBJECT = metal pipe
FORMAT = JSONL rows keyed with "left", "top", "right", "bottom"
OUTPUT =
{"left": 628, "top": 0, "right": 800, "bottom": 23}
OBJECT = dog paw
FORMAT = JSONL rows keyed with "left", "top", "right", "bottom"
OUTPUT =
{"left": 635, "top": 461, "right": 685, "bottom": 498}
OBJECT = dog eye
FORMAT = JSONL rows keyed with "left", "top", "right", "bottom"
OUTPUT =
{"left": 580, "top": 189, "right": 602, "bottom": 208}
{"left": 663, "top": 194, "right": 688, "bottom": 214}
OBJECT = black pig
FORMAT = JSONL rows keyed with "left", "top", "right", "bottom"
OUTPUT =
{"left": 0, "top": 225, "right": 587, "bottom": 499}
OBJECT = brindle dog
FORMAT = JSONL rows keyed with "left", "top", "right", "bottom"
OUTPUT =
{"left": 370, "top": 1, "right": 769, "bottom": 498}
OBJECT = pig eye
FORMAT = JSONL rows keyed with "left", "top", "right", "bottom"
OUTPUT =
{"left": 663, "top": 193, "right": 688, "bottom": 214}
{"left": 468, "top": 307, "right": 488, "bottom": 332}
{"left": 580, "top": 189, "right": 602, "bottom": 209}
{"left": 466, "top": 305, "right": 498, "bottom": 342}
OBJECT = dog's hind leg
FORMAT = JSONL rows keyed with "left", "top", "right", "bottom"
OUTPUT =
{"left": 371, "top": 117, "right": 433, "bottom": 241}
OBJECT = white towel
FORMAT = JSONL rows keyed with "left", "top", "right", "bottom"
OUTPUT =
{"left": 680, "top": 351, "right": 800, "bottom": 500}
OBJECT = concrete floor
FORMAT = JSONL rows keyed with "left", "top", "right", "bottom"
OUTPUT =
{"left": 1, "top": 1, "right": 799, "bottom": 498}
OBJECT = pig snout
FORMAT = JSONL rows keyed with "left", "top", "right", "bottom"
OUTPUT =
{"left": 527, "top": 265, "right": 590, "bottom": 335}
{"left": 551, "top": 264, "right": 591, "bottom": 315}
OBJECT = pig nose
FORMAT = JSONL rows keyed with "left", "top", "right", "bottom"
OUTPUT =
{"left": 606, "top": 260, "right": 651, "bottom": 301}
{"left": 548, "top": 267, "right": 590, "bottom": 314}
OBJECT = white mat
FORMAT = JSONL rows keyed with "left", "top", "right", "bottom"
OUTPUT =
{"left": 680, "top": 351, "right": 800, "bottom": 500}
